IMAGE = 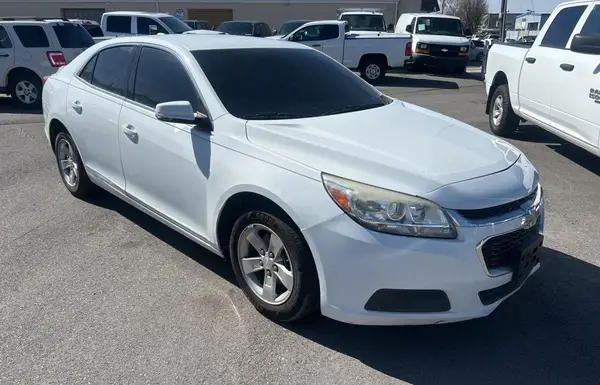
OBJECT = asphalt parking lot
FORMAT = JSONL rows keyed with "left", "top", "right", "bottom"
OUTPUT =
{"left": 1, "top": 71, "right": 599, "bottom": 384}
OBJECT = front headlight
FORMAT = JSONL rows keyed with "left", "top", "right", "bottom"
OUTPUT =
{"left": 322, "top": 174, "right": 457, "bottom": 239}
{"left": 460, "top": 46, "right": 468, "bottom": 52}
{"left": 417, "top": 42, "right": 428, "bottom": 49}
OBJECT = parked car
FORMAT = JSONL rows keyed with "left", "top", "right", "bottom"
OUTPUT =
{"left": 101, "top": 11, "right": 193, "bottom": 36}
{"left": 0, "top": 17, "right": 94, "bottom": 108}
{"left": 395, "top": 13, "right": 471, "bottom": 74}
{"left": 184, "top": 20, "right": 209, "bottom": 30}
{"left": 269, "top": 19, "right": 311, "bottom": 39}
{"left": 485, "top": 0, "right": 600, "bottom": 157}
{"left": 280, "top": 20, "right": 410, "bottom": 83}
{"left": 43, "top": 34, "right": 544, "bottom": 326}
{"left": 216, "top": 21, "right": 272, "bottom": 37}
{"left": 469, "top": 38, "right": 485, "bottom": 62}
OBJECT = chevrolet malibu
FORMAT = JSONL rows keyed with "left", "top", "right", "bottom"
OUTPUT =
{"left": 42, "top": 35, "right": 544, "bottom": 325}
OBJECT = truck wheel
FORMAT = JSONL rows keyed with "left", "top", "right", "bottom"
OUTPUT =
{"left": 489, "top": 84, "right": 519, "bottom": 136}
{"left": 360, "top": 58, "right": 386, "bottom": 83}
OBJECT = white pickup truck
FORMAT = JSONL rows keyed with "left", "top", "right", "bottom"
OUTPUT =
{"left": 280, "top": 20, "right": 410, "bottom": 83}
{"left": 484, "top": 0, "right": 600, "bottom": 156}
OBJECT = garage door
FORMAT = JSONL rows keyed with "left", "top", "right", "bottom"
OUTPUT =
{"left": 61, "top": 8, "right": 105, "bottom": 22}
{"left": 187, "top": 9, "right": 233, "bottom": 29}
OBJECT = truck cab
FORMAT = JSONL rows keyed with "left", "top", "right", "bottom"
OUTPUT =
{"left": 336, "top": 8, "right": 390, "bottom": 34}
{"left": 396, "top": 13, "right": 470, "bottom": 74}
{"left": 101, "top": 11, "right": 192, "bottom": 36}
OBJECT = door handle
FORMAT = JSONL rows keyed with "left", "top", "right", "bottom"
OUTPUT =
{"left": 311, "top": 44, "right": 322, "bottom": 48}
{"left": 71, "top": 100, "right": 82, "bottom": 114}
{"left": 560, "top": 63, "right": 574, "bottom": 72}
{"left": 121, "top": 124, "right": 137, "bottom": 137}
{"left": 0, "top": 53, "right": 9, "bottom": 57}
{"left": 525, "top": 57, "right": 536, "bottom": 64}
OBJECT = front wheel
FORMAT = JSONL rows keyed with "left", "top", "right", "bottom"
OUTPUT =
{"left": 230, "top": 210, "right": 319, "bottom": 323}
{"left": 489, "top": 84, "right": 519, "bottom": 136}
{"left": 360, "top": 58, "right": 386, "bottom": 83}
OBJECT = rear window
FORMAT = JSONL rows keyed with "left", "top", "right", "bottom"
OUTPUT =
{"left": 193, "top": 48, "right": 387, "bottom": 120}
{"left": 53, "top": 23, "right": 95, "bottom": 48}
{"left": 82, "top": 24, "right": 104, "bottom": 37}
{"left": 13, "top": 25, "right": 49, "bottom": 48}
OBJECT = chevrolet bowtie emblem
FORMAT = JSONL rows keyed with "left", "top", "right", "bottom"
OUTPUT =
{"left": 441, "top": 48, "right": 448, "bottom": 52}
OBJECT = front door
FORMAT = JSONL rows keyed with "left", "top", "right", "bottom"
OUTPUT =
{"left": 119, "top": 46, "right": 211, "bottom": 238}
{"left": 289, "top": 24, "right": 344, "bottom": 63}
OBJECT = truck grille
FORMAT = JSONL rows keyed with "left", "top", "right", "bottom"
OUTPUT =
{"left": 428, "top": 44, "right": 461, "bottom": 57}
{"left": 480, "top": 220, "right": 540, "bottom": 271}
{"left": 457, "top": 186, "right": 538, "bottom": 221}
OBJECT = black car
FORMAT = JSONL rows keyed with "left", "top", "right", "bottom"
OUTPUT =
{"left": 273, "top": 19, "right": 311, "bottom": 36}
{"left": 216, "top": 21, "right": 272, "bottom": 37}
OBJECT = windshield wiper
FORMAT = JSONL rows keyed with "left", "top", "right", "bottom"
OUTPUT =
{"left": 322, "top": 103, "right": 384, "bottom": 116}
{"left": 243, "top": 112, "right": 306, "bottom": 120}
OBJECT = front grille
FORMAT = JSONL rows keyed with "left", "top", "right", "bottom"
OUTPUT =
{"left": 480, "top": 220, "right": 540, "bottom": 271}
{"left": 458, "top": 186, "right": 538, "bottom": 221}
{"left": 428, "top": 44, "right": 461, "bottom": 57}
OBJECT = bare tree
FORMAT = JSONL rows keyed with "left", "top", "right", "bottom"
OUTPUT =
{"left": 442, "top": 0, "right": 489, "bottom": 33}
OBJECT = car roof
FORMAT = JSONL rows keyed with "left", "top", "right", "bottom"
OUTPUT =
{"left": 283, "top": 19, "right": 311, "bottom": 23}
{"left": 100, "top": 34, "right": 311, "bottom": 51}
{"left": 401, "top": 13, "right": 461, "bottom": 20}
{"left": 103, "top": 11, "right": 173, "bottom": 17}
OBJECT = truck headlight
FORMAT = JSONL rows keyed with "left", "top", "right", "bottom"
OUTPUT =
{"left": 322, "top": 173, "right": 457, "bottom": 239}
{"left": 460, "top": 46, "right": 468, "bottom": 52}
{"left": 417, "top": 42, "right": 428, "bottom": 49}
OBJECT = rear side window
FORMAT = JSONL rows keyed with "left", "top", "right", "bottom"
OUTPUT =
{"left": 78, "top": 55, "right": 97, "bottom": 83}
{"left": 91, "top": 46, "right": 135, "bottom": 95}
{"left": 13, "top": 25, "right": 50, "bottom": 48}
{"left": 53, "top": 24, "right": 95, "bottom": 48}
{"left": 580, "top": 5, "right": 600, "bottom": 35}
{"left": 0, "top": 26, "right": 13, "bottom": 48}
{"left": 132, "top": 47, "right": 204, "bottom": 112}
{"left": 83, "top": 24, "right": 104, "bottom": 37}
{"left": 541, "top": 5, "right": 587, "bottom": 48}
{"left": 137, "top": 17, "right": 168, "bottom": 34}
{"left": 106, "top": 16, "right": 131, "bottom": 33}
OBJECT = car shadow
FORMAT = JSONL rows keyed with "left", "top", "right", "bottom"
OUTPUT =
{"left": 378, "top": 75, "right": 459, "bottom": 90}
{"left": 282, "top": 246, "right": 600, "bottom": 385}
{"left": 512, "top": 125, "right": 600, "bottom": 177}
{"left": 0, "top": 97, "right": 42, "bottom": 115}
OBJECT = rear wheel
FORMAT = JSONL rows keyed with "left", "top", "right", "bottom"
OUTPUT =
{"left": 230, "top": 210, "right": 319, "bottom": 323}
{"left": 360, "top": 58, "right": 386, "bottom": 83}
{"left": 54, "top": 132, "right": 96, "bottom": 198}
{"left": 489, "top": 84, "right": 519, "bottom": 136}
{"left": 10, "top": 73, "right": 42, "bottom": 109}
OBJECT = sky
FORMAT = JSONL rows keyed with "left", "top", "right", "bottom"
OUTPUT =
{"left": 488, "top": 0, "right": 565, "bottom": 13}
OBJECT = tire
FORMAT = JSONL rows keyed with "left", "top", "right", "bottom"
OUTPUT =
{"left": 230, "top": 210, "right": 319, "bottom": 323}
{"left": 360, "top": 57, "right": 386, "bottom": 83}
{"left": 10, "top": 72, "right": 42, "bottom": 109}
{"left": 489, "top": 84, "right": 519, "bottom": 136}
{"left": 54, "top": 131, "right": 96, "bottom": 199}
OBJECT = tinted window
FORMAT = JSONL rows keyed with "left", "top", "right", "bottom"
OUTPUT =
{"left": 137, "top": 17, "right": 168, "bottom": 34}
{"left": 541, "top": 5, "right": 587, "bottom": 48}
{"left": 158, "top": 16, "right": 192, "bottom": 33}
{"left": 262, "top": 23, "right": 271, "bottom": 36}
{"left": 216, "top": 22, "right": 253, "bottom": 35}
{"left": 0, "top": 26, "right": 12, "bottom": 48}
{"left": 339, "top": 14, "right": 386, "bottom": 32}
{"left": 79, "top": 55, "right": 97, "bottom": 83}
{"left": 91, "top": 46, "right": 134, "bottom": 95}
{"left": 83, "top": 24, "right": 104, "bottom": 37}
{"left": 581, "top": 5, "right": 600, "bottom": 35}
{"left": 13, "top": 26, "right": 49, "bottom": 48}
{"left": 292, "top": 24, "right": 339, "bottom": 41}
{"left": 408, "top": 17, "right": 416, "bottom": 33}
{"left": 53, "top": 24, "right": 95, "bottom": 48}
{"left": 133, "top": 47, "right": 203, "bottom": 112}
{"left": 106, "top": 16, "right": 131, "bottom": 33}
{"left": 278, "top": 21, "right": 310, "bottom": 36}
{"left": 193, "top": 48, "right": 386, "bottom": 120}
{"left": 415, "top": 17, "right": 463, "bottom": 36}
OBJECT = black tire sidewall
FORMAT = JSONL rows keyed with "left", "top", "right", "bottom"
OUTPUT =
{"left": 229, "top": 210, "right": 319, "bottom": 322}
{"left": 11, "top": 74, "right": 42, "bottom": 109}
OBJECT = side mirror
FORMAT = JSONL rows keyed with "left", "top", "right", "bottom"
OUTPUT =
{"left": 290, "top": 34, "right": 300, "bottom": 41}
{"left": 149, "top": 25, "right": 158, "bottom": 35}
{"left": 571, "top": 34, "right": 600, "bottom": 55}
{"left": 387, "top": 23, "right": 394, "bottom": 32}
{"left": 155, "top": 101, "right": 210, "bottom": 129}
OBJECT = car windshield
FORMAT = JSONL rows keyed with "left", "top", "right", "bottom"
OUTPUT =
{"left": 339, "top": 14, "right": 386, "bottom": 32}
{"left": 415, "top": 17, "right": 464, "bottom": 36}
{"left": 82, "top": 24, "right": 103, "bottom": 37}
{"left": 278, "top": 21, "right": 310, "bottom": 35}
{"left": 53, "top": 23, "right": 95, "bottom": 48}
{"left": 158, "top": 16, "right": 192, "bottom": 33}
{"left": 216, "top": 22, "right": 254, "bottom": 35}
{"left": 192, "top": 48, "right": 388, "bottom": 120}
{"left": 472, "top": 39, "right": 484, "bottom": 47}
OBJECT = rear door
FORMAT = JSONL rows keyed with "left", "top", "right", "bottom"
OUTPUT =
{"left": 104, "top": 15, "right": 133, "bottom": 36}
{"left": 0, "top": 26, "right": 15, "bottom": 89}
{"left": 550, "top": 2, "right": 600, "bottom": 150}
{"left": 49, "top": 22, "right": 95, "bottom": 62}
{"left": 10, "top": 23, "right": 53, "bottom": 77}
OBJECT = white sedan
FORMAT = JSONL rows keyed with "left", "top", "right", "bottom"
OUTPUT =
{"left": 42, "top": 34, "right": 544, "bottom": 326}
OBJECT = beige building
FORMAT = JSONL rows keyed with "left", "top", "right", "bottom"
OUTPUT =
{"left": 0, "top": 0, "right": 432, "bottom": 30}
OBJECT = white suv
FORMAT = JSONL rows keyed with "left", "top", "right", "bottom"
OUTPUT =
{"left": 0, "top": 18, "right": 94, "bottom": 108}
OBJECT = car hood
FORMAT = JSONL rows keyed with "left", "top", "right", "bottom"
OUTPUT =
{"left": 415, "top": 35, "right": 469, "bottom": 45}
{"left": 245, "top": 100, "right": 522, "bottom": 196}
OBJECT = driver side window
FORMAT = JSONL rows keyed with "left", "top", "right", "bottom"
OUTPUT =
{"left": 292, "top": 25, "right": 339, "bottom": 42}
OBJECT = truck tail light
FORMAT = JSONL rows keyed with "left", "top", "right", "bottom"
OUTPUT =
{"left": 405, "top": 41, "right": 412, "bottom": 56}
{"left": 46, "top": 51, "right": 67, "bottom": 67}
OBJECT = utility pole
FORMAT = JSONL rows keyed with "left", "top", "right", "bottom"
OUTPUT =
{"left": 499, "top": 0, "right": 508, "bottom": 42}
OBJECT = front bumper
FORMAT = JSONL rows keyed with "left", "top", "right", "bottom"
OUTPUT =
{"left": 302, "top": 200, "right": 544, "bottom": 326}
{"left": 405, "top": 53, "right": 469, "bottom": 69}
